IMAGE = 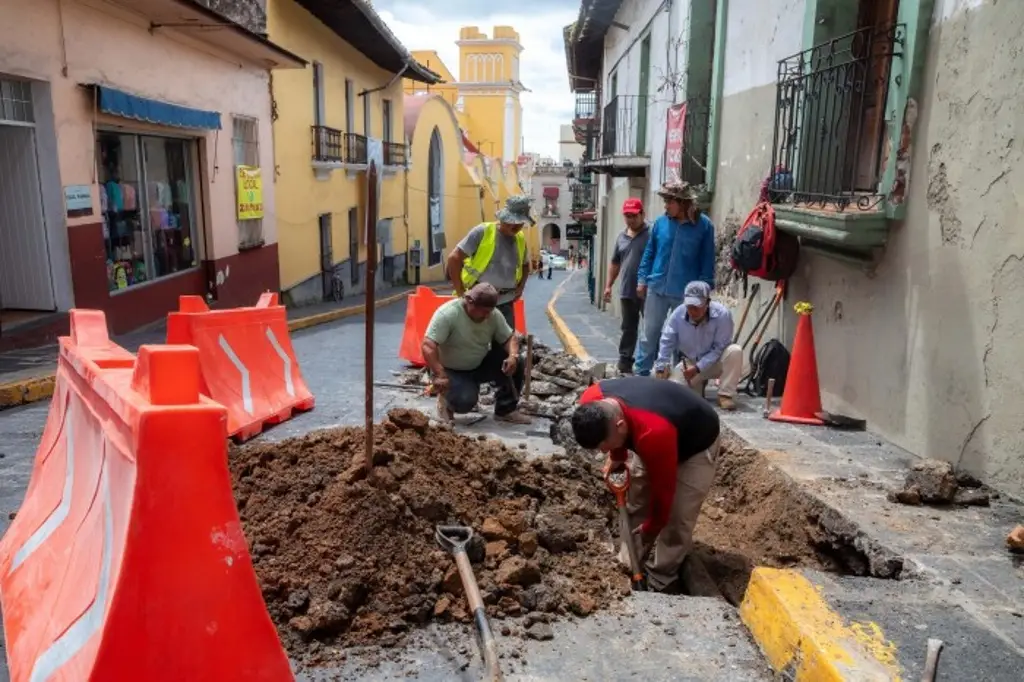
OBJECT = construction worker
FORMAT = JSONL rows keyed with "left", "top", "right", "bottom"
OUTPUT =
{"left": 571, "top": 376, "right": 720, "bottom": 593}
{"left": 448, "top": 194, "right": 534, "bottom": 330}
{"left": 422, "top": 283, "right": 532, "bottom": 425}
{"left": 654, "top": 281, "right": 743, "bottom": 410}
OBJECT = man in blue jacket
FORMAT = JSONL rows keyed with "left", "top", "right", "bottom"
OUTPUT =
{"left": 634, "top": 181, "right": 716, "bottom": 376}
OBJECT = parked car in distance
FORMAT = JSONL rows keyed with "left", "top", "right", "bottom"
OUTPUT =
{"left": 549, "top": 255, "right": 568, "bottom": 270}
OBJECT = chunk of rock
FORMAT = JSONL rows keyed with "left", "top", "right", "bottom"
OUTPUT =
{"left": 1007, "top": 525, "right": 1024, "bottom": 553}
{"left": 536, "top": 513, "right": 577, "bottom": 553}
{"left": 481, "top": 517, "right": 514, "bottom": 542}
{"left": 518, "top": 532, "right": 539, "bottom": 558}
{"left": 485, "top": 540, "right": 509, "bottom": 561}
{"left": 904, "top": 459, "right": 958, "bottom": 504}
{"left": 442, "top": 566, "right": 463, "bottom": 594}
{"left": 953, "top": 489, "right": 990, "bottom": 507}
{"left": 387, "top": 408, "right": 430, "bottom": 434}
{"left": 495, "top": 556, "right": 542, "bottom": 586}
{"left": 568, "top": 592, "right": 597, "bottom": 617}
{"left": 525, "top": 622, "right": 554, "bottom": 641}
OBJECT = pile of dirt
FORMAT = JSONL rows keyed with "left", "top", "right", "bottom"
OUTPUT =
{"left": 230, "top": 408, "right": 627, "bottom": 666}
{"left": 693, "top": 436, "right": 858, "bottom": 604}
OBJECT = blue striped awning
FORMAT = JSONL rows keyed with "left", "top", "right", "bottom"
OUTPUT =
{"left": 96, "top": 86, "right": 221, "bottom": 131}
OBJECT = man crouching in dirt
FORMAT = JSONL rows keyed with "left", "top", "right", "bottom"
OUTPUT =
{"left": 571, "top": 376, "right": 719, "bottom": 593}
{"left": 422, "top": 282, "right": 532, "bottom": 425}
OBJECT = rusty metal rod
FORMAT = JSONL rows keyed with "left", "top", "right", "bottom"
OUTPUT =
{"left": 364, "top": 160, "right": 379, "bottom": 476}
{"left": 523, "top": 334, "right": 534, "bottom": 398}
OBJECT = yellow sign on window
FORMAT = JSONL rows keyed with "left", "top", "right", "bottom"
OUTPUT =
{"left": 236, "top": 165, "right": 264, "bottom": 220}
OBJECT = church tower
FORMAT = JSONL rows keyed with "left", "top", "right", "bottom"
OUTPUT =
{"left": 456, "top": 26, "right": 526, "bottom": 163}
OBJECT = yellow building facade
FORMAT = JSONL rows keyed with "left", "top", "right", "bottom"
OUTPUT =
{"left": 403, "top": 26, "right": 540, "bottom": 264}
{"left": 267, "top": 0, "right": 440, "bottom": 305}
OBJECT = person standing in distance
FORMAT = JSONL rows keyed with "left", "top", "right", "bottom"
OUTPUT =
{"left": 603, "top": 197, "right": 650, "bottom": 375}
{"left": 448, "top": 194, "right": 533, "bottom": 330}
{"left": 634, "top": 181, "right": 716, "bottom": 376}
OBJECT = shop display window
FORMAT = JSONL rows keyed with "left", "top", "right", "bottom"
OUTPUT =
{"left": 97, "top": 132, "right": 198, "bottom": 292}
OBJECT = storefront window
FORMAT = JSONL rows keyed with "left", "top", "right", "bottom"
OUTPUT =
{"left": 97, "top": 132, "right": 198, "bottom": 292}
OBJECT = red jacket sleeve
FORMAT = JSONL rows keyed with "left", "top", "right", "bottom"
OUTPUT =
{"left": 633, "top": 420, "right": 679, "bottom": 536}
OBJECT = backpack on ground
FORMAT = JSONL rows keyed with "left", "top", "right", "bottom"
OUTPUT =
{"left": 730, "top": 202, "right": 799, "bottom": 282}
{"left": 742, "top": 339, "right": 790, "bottom": 398}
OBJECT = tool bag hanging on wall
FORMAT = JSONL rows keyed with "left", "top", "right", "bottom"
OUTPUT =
{"left": 730, "top": 202, "right": 800, "bottom": 281}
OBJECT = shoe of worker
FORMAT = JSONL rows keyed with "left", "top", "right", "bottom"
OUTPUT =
{"left": 436, "top": 394, "right": 454, "bottom": 424}
{"left": 650, "top": 579, "right": 683, "bottom": 595}
{"left": 495, "top": 410, "right": 532, "bottom": 425}
{"left": 616, "top": 360, "right": 633, "bottom": 375}
{"left": 718, "top": 395, "right": 736, "bottom": 411}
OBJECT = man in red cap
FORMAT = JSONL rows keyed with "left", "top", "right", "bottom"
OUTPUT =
{"left": 603, "top": 197, "right": 650, "bottom": 374}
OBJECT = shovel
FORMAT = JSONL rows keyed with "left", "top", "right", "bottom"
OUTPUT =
{"left": 435, "top": 525, "right": 503, "bottom": 681}
{"left": 604, "top": 468, "right": 648, "bottom": 591}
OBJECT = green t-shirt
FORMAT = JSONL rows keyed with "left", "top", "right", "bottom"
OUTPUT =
{"left": 425, "top": 298, "right": 514, "bottom": 371}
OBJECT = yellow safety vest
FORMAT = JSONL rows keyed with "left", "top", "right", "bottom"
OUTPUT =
{"left": 459, "top": 222, "right": 527, "bottom": 290}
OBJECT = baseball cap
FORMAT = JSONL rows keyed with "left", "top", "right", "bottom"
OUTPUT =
{"left": 622, "top": 197, "right": 644, "bottom": 215}
{"left": 683, "top": 281, "right": 711, "bottom": 307}
{"left": 465, "top": 282, "right": 499, "bottom": 308}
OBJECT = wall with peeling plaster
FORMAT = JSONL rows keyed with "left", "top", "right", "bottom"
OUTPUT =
{"left": 713, "top": 0, "right": 1024, "bottom": 498}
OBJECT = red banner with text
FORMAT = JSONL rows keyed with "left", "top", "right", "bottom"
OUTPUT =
{"left": 665, "top": 103, "right": 687, "bottom": 183}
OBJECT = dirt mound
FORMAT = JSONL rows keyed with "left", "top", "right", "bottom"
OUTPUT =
{"left": 230, "top": 408, "right": 627, "bottom": 665}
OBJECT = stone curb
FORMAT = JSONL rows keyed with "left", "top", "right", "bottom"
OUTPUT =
{"left": 0, "top": 284, "right": 449, "bottom": 411}
{"left": 545, "top": 289, "right": 904, "bottom": 681}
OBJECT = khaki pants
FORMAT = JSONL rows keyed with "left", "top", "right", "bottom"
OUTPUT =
{"left": 617, "top": 438, "right": 719, "bottom": 591}
{"left": 672, "top": 343, "right": 744, "bottom": 398}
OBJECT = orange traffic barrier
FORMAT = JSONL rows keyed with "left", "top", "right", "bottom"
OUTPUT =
{"left": 0, "top": 309, "right": 292, "bottom": 682}
{"left": 398, "top": 286, "right": 527, "bottom": 366}
{"left": 167, "top": 293, "right": 314, "bottom": 441}
{"left": 769, "top": 302, "right": 824, "bottom": 425}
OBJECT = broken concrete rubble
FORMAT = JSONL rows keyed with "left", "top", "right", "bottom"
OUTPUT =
{"left": 889, "top": 458, "right": 992, "bottom": 507}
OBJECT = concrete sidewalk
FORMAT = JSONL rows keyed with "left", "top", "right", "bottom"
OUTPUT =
{"left": 548, "top": 269, "right": 1024, "bottom": 681}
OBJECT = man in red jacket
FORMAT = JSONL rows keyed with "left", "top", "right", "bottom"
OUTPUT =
{"left": 572, "top": 376, "right": 720, "bottom": 592}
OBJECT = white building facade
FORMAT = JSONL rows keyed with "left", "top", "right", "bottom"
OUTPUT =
{"left": 568, "top": 0, "right": 1024, "bottom": 497}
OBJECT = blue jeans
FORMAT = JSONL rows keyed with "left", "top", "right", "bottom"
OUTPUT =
{"left": 634, "top": 292, "right": 682, "bottom": 375}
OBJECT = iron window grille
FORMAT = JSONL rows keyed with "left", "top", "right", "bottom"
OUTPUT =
{"left": 769, "top": 22, "right": 905, "bottom": 211}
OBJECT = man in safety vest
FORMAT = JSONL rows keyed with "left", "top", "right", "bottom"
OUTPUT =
{"left": 448, "top": 194, "right": 534, "bottom": 330}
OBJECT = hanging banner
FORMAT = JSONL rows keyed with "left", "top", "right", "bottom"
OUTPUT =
{"left": 665, "top": 103, "right": 687, "bottom": 184}
{"left": 236, "top": 166, "right": 264, "bottom": 220}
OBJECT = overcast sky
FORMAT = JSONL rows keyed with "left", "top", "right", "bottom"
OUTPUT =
{"left": 373, "top": 0, "right": 579, "bottom": 159}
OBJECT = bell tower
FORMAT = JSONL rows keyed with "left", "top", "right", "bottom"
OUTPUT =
{"left": 456, "top": 26, "right": 526, "bottom": 163}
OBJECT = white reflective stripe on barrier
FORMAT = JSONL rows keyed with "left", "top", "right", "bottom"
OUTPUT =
{"left": 265, "top": 327, "right": 295, "bottom": 398}
{"left": 30, "top": 452, "right": 113, "bottom": 682}
{"left": 11, "top": 406, "right": 75, "bottom": 573}
{"left": 218, "top": 334, "right": 254, "bottom": 415}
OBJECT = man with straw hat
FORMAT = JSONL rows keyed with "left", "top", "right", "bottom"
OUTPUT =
{"left": 448, "top": 194, "right": 534, "bottom": 330}
{"left": 634, "top": 181, "right": 716, "bottom": 376}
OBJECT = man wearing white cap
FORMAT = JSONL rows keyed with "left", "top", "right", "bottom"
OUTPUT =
{"left": 653, "top": 281, "right": 743, "bottom": 410}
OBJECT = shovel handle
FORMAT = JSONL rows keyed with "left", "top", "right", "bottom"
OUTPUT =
{"left": 435, "top": 525, "right": 472, "bottom": 554}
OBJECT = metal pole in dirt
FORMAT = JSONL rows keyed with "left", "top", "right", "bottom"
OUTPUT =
{"left": 363, "top": 160, "right": 379, "bottom": 476}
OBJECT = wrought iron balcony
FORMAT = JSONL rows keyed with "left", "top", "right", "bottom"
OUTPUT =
{"left": 383, "top": 141, "right": 407, "bottom": 166}
{"left": 344, "top": 132, "right": 368, "bottom": 164}
{"left": 311, "top": 125, "right": 344, "bottom": 162}
{"left": 599, "top": 95, "right": 649, "bottom": 158}
{"left": 769, "top": 22, "right": 905, "bottom": 211}
{"left": 573, "top": 92, "right": 600, "bottom": 144}
{"left": 570, "top": 182, "right": 597, "bottom": 219}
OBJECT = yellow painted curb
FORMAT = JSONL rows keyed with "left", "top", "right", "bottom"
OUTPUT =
{"left": 740, "top": 567, "right": 901, "bottom": 681}
{"left": 0, "top": 375, "right": 56, "bottom": 410}
{"left": 545, "top": 275, "right": 590, "bottom": 360}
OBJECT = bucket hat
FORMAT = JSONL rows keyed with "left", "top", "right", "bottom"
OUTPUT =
{"left": 496, "top": 194, "right": 535, "bottom": 225}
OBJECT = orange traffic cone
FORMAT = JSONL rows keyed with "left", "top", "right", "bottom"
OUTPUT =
{"left": 769, "top": 302, "right": 824, "bottom": 426}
